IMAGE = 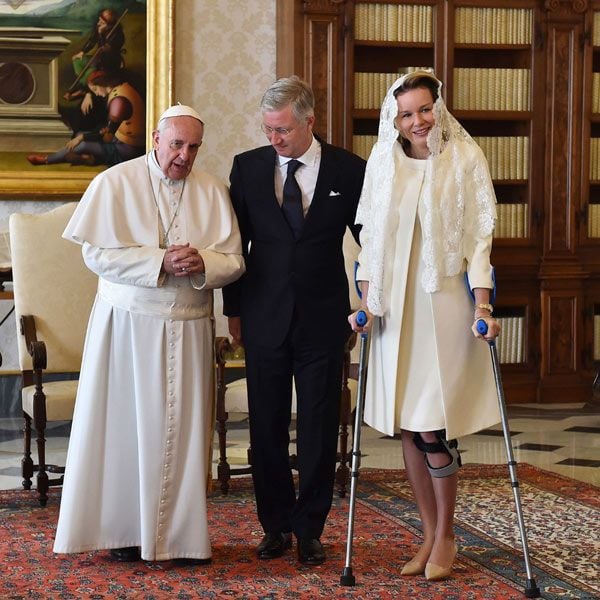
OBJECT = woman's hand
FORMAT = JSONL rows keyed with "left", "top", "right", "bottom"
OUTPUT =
{"left": 348, "top": 308, "right": 374, "bottom": 333}
{"left": 66, "top": 133, "right": 84, "bottom": 151}
{"left": 471, "top": 315, "right": 501, "bottom": 341}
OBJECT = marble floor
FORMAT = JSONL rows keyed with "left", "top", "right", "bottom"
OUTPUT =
{"left": 1, "top": 403, "right": 599, "bottom": 492}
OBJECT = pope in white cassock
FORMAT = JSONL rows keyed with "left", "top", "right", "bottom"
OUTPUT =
{"left": 54, "top": 105, "right": 245, "bottom": 564}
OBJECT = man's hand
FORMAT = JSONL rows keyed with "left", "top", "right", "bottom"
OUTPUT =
{"left": 228, "top": 316, "right": 242, "bottom": 347}
{"left": 163, "top": 243, "right": 205, "bottom": 276}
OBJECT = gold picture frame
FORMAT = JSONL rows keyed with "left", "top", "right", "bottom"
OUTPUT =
{"left": 0, "top": 0, "right": 174, "bottom": 200}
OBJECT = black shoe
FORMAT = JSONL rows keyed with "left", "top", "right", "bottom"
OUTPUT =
{"left": 110, "top": 546, "right": 141, "bottom": 562}
{"left": 297, "top": 538, "right": 325, "bottom": 565}
{"left": 173, "top": 557, "right": 212, "bottom": 566}
{"left": 256, "top": 532, "right": 292, "bottom": 559}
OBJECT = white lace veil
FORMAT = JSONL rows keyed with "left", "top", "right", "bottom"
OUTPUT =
{"left": 355, "top": 71, "right": 497, "bottom": 316}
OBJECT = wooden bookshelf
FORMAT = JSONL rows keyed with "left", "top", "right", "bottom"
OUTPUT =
{"left": 276, "top": 0, "right": 599, "bottom": 404}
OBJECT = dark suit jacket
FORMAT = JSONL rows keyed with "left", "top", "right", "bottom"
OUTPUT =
{"left": 222, "top": 140, "right": 366, "bottom": 348}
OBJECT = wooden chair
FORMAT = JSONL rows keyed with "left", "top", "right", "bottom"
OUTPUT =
{"left": 9, "top": 203, "right": 98, "bottom": 506}
{"left": 214, "top": 334, "right": 358, "bottom": 496}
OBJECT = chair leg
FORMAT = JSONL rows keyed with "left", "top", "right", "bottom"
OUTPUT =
{"left": 32, "top": 385, "right": 49, "bottom": 506}
{"left": 22, "top": 413, "right": 33, "bottom": 491}
{"left": 215, "top": 355, "right": 231, "bottom": 495}
{"left": 336, "top": 352, "right": 353, "bottom": 498}
{"left": 34, "top": 421, "right": 49, "bottom": 506}
{"left": 335, "top": 422, "right": 350, "bottom": 498}
{"left": 216, "top": 425, "right": 231, "bottom": 496}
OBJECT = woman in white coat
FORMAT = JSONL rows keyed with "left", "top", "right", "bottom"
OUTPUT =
{"left": 349, "top": 71, "right": 501, "bottom": 581}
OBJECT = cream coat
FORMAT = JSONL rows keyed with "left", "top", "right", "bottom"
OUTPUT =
{"left": 54, "top": 154, "right": 244, "bottom": 560}
{"left": 358, "top": 146, "right": 500, "bottom": 440}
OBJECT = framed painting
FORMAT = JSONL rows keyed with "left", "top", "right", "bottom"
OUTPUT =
{"left": 0, "top": 0, "right": 173, "bottom": 200}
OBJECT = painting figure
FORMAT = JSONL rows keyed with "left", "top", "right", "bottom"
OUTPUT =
{"left": 28, "top": 70, "right": 145, "bottom": 167}
{"left": 65, "top": 8, "right": 126, "bottom": 98}
{"left": 61, "top": 7, "right": 127, "bottom": 136}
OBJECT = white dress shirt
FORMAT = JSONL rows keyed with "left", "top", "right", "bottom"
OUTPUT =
{"left": 275, "top": 136, "right": 321, "bottom": 217}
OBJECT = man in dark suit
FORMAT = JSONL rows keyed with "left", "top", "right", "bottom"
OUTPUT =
{"left": 222, "top": 76, "right": 366, "bottom": 566}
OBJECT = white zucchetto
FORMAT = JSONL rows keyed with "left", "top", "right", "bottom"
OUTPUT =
{"left": 158, "top": 103, "right": 204, "bottom": 125}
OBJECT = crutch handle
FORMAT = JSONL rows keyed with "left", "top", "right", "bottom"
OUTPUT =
{"left": 476, "top": 318, "right": 488, "bottom": 335}
{"left": 356, "top": 310, "right": 368, "bottom": 327}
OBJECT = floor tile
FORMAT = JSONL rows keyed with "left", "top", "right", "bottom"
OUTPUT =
{"left": 564, "top": 425, "right": 600, "bottom": 433}
{"left": 514, "top": 443, "right": 564, "bottom": 452}
{"left": 555, "top": 458, "right": 600, "bottom": 468}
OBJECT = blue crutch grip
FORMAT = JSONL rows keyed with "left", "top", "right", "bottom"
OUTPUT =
{"left": 476, "top": 319, "right": 488, "bottom": 335}
{"left": 354, "top": 261, "right": 362, "bottom": 299}
{"left": 356, "top": 310, "right": 368, "bottom": 327}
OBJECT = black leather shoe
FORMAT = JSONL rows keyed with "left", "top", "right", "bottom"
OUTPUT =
{"left": 297, "top": 538, "right": 325, "bottom": 565}
{"left": 256, "top": 532, "right": 292, "bottom": 559}
{"left": 110, "top": 546, "right": 141, "bottom": 562}
{"left": 173, "top": 557, "right": 212, "bottom": 566}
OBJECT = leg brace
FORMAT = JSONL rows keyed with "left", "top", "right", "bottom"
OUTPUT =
{"left": 413, "top": 430, "right": 462, "bottom": 478}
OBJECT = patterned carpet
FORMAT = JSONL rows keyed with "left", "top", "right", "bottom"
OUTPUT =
{"left": 0, "top": 465, "right": 597, "bottom": 599}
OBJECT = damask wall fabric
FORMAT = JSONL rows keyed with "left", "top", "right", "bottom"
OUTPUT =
{"left": 175, "top": 0, "right": 277, "bottom": 183}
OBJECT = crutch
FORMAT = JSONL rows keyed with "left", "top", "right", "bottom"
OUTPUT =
{"left": 476, "top": 316, "right": 540, "bottom": 598}
{"left": 340, "top": 309, "right": 369, "bottom": 586}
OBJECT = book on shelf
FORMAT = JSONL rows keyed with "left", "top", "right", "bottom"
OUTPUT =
{"left": 495, "top": 203, "right": 528, "bottom": 238}
{"left": 591, "top": 139, "right": 600, "bottom": 181}
{"left": 474, "top": 136, "right": 529, "bottom": 181}
{"left": 595, "top": 314, "right": 600, "bottom": 360}
{"left": 496, "top": 316, "right": 524, "bottom": 364}
{"left": 589, "top": 204, "right": 600, "bottom": 238}
{"left": 455, "top": 7, "right": 532, "bottom": 45}
{"left": 593, "top": 73, "right": 600, "bottom": 114}
{"left": 354, "top": 3, "right": 432, "bottom": 43}
{"left": 453, "top": 68, "right": 530, "bottom": 111}
{"left": 352, "top": 135, "right": 378, "bottom": 161}
{"left": 594, "top": 12, "right": 600, "bottom": 47}
{"left": 516, "top": 315, "right": 524, "bottom": 363}
{"left": 354, "top": 69, "right": 431, "bottom": 109}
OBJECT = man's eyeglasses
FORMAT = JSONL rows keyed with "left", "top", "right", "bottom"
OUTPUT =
{"left": 261, "top": 123, "right": 295, "bottom": 137}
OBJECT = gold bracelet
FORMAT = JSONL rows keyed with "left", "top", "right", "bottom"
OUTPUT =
{"left": 475, "top": 303, "right": 493, "bottom": 314}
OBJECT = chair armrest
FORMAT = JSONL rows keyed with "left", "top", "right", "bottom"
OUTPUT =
{"left": 215, "top": 336, "right": 234, "bottom": 367}
{"left": 29, "top": 340, "right": 47, "bottom": 371}
{"left": 20, "top": 314, "right": 47, "bottom": 370}
{"left": 215, "top": 336, "right": 246, "bottom": 366}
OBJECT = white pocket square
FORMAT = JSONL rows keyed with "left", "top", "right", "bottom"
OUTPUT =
{"left": 329, "top": 190, "right": 341, "bottom": 196}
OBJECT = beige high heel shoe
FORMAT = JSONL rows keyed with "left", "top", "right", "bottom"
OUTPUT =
{"left": 400, "top": 545, "right": 432, "bottom": 576}
{"left": 400, "top": 558, "right": 427, "bottom": 576}
{"left": 424, "top": 544, "right": 457, "bottom": 581}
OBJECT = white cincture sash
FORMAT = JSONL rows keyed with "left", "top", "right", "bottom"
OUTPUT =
{"left": 98, "top": 277, "right": 212, "bottom": 321}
